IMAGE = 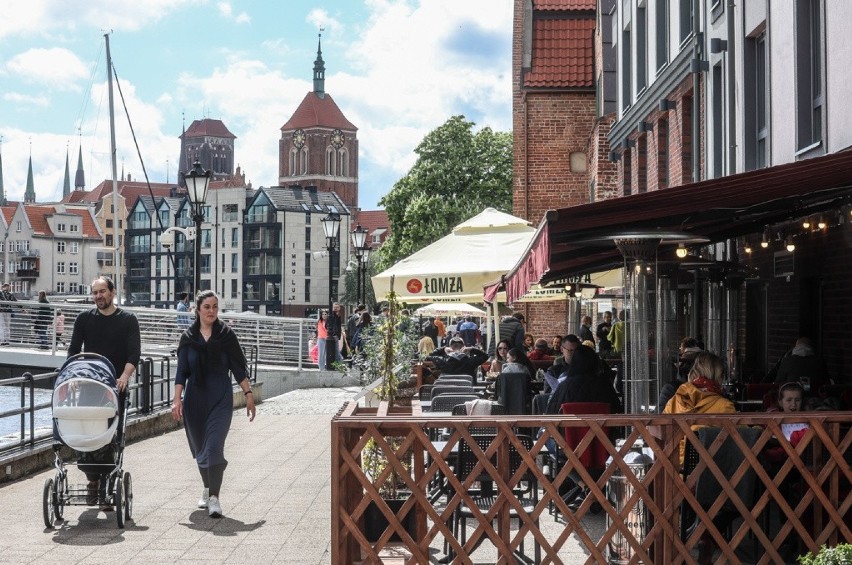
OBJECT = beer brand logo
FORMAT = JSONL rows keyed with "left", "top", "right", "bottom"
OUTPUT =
{"left": 406, "top": 279, "right": 423, "bottom": 294}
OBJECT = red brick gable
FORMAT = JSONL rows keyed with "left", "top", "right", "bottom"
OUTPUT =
{"left": 280, "top": 92, "right": 357, "bottom": 131}
{"left": 535, "top": 0, "right": 595, "bottom": 9}
{"left": 184, "top": 118, "right": 236, "bottom": 139}
{"left": 524, "top": 17, "right": 595, "bottom": 88}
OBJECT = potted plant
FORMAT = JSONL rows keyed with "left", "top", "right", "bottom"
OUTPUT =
{"left": 798, "top": 543, "right": 852, "bottom": 565}
{"left": 355, "top": 289, "right": 420, "bottom": 542}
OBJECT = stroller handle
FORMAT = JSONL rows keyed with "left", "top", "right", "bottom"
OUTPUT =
{"left": 63, "top": 352, "right": 117, "bottom": 377}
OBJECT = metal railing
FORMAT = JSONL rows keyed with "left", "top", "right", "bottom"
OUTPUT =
{"left": 0, "top": 354, "right": 177, "bottom": 456}
{"left": 331, "top": 403, "right": 852, "bottom": 564}
{"left": 0, "top": 300, "right": 316, "bottom": 367}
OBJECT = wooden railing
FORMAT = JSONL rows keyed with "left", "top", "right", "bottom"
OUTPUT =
{"left": 331, "top": 401, "right": 852, "bottom": 564}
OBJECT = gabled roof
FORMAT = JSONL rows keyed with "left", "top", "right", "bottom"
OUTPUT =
{"left": 280, "top": 92, "right": 357, "bottom": 132}
{"left": 183, "top": 118, "right": 236, "bottom": 139}
{"left": 23, "top": 206, "right": 52, "bottom": 236}
{"left": 22, "top": 205, "right": 101, "bottom": 239}
{"left": 524, "top": 13, "right": 595, "bottom": 88}
{"left": 65, "top": 180, "right": 176, "bottom": 204}
{"left": 257, "top": 185, "right": 350, "bottom": 215}
{"left": 355, "top": 210, "right": 390, "bottom": 239}
{"left": 62, "top": 208, "right": 102, "bottom": 239}
{"left": 1, "top": 204, "right": 17, "bottom": 226}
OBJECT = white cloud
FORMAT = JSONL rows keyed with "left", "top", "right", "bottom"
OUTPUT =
{"left": 307, "top": 9, "right": 343, "bottom": 36}
{"left": 4, "top": 48, "right": 89, "bottom": 89}
{"left": 217, "top": 2, "right": 250, "bottom": 24}
{"left": 3, "top": 92, "right": 50, "bottom": 107}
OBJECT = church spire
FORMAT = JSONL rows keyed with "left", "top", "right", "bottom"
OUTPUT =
{"left": 74, "top": 135, "right": 85, "bottom": 190}
{"left": 313, "top": 31, "right": 326, "bottom": 99}
{"left": 24, "top": 141, "right": 35, "bottom": 203}
{"left": 63, "top": 144, "right": 71, "bottom": 198}
{"left": 0, "top": 136, "right": 6, "bottom": 206}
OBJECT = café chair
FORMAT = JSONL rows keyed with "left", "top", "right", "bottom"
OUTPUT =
{"left": 431, "top": 384, "right": 474, "bottom": 399}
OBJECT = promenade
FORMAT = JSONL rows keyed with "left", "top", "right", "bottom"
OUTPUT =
{"left": 0, "top": 388, "right": 603, "bottom": 564}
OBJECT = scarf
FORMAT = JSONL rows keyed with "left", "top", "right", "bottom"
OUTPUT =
{"left": 178, "top": 319, "right": 239, "bottom": 386}
{"left": 691, "top": 375, "right": 723, "bottom": 396}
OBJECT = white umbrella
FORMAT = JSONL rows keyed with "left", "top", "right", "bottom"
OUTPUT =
{"left": 412, "top": 303, "right": 487, "bottom": 318}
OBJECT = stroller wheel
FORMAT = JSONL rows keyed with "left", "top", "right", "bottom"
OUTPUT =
{"left": 113, "top": 475, "right": 125, "bottom": 528}
{"left": 42, "top": 478, "right": 56, "bottom": 528}
{"left": 54, "top": 473, "right": 66, "bottom": 521}
{"left": 123, "top": 472, "right": 133, "bottom": 521}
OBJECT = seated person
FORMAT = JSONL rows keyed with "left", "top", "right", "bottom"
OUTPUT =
{"left": 773, "top": 337, "right": 832, "bottom": 395}
{"left": 417, "top": 335, "right": 436, "bottom": 359}
{"left": 546, "top": 344, "right": 622, "bottom": 415}
{"left": 426, "top": 336, "right": 488, "bottom": 379}
{"left": 663, "top": 351, "right": 735, "bottom": 464}
{"left": 657, "top": 338, "right": 702, "bottom": 412}
{"left": 528, "top": 338, "right": 554, "bottom": 361}
{"left": 765, "top": 382, "right": 809, "bottom": 465}
{"left": 493, "top": 347, "right": 535, "bottom": 412}
{"left": 484, "top": 339, "right": 512, "bottom": 380}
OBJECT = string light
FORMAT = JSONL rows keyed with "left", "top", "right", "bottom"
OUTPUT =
{"left": 785, "top": 235, "right": 796, "bottom": 253}
{"left": 817, "top": 216, "right": 826, "bottom": 229}
{"left": 802, "top": 218, "right": 811, "bottom": 229}
{"left": 676, "top": 244, "right": 688, "bottom": 258}
{"left": 743, "top": 240, "right": 752, "bottom": 254}
{"left": 761, "top": 227, "right": 771, "bottom": 248}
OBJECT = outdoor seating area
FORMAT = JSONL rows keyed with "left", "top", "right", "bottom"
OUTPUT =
{"left": 331, "top": 401, "right": 851, "bottom": 564}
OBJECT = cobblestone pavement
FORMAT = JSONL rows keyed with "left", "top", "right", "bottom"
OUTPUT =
{"left": 0, "top": 388, "right": 605, "bottom": 564}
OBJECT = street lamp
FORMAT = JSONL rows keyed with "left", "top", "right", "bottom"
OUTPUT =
{"left": 321, "top": 212, "right": 341, "bottom": 369}
{"left": 351, "top": 225, "right": 368, "bottom": 304}
{"left": 360, "top": 244, "right": 372, "bottom": 306}
{"left": 182, "top": 161, "right": 211, "bottom": 298}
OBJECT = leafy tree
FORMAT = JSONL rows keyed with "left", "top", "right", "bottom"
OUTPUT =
{"left": 377, "top": 115, "right": 512, "bottom": 270}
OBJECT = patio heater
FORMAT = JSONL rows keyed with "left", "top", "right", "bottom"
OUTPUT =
{"left": 321, "top": 212, "right": 341, "bottom": 369}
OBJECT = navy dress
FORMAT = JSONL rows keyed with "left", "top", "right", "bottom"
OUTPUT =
{"left": 176, "top": 321, "right": 249, "bottom": 469}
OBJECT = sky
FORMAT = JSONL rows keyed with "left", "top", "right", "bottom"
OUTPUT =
{"left": 0, "top": 0, "right": 513, "bottom": 210}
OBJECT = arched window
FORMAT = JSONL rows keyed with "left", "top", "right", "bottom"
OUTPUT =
{"left": 338, "top": 148, "right": 349, "bottom": 177}
{"left": 289, "top": 148, "right": 297, "bottom": 175}
{"left": 326, "top": 146, "right": 336, "bottom": 175}
{"left": 300, "top": 147, "right": 309, "bottom": 175}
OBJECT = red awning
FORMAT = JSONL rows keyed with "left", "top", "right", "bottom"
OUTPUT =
{"left": 493, "top": 149, "right": 852, "bottom": 304}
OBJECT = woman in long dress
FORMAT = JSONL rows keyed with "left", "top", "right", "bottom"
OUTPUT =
{"left": 171, "top": 290, "right": 256, "bottom": 518}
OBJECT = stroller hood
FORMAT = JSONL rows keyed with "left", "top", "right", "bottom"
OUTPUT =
{"left": 53, "top": 354, "right": 119, "bottom": 452}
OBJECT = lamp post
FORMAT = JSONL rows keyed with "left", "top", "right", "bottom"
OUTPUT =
{"left": 182, "top": 161, "right": 211, "bottom": 297}
{"left": 321, "top": 212, "right": 341, "bottom": 369}
{"left": 351, "top": 225, "right": 368, "bottom": 304}
{"left": 360, "top": 244, "right": 372, "bottom": 306}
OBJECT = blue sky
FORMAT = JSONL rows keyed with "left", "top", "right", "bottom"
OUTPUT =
{"left": 0, "top": 0, "right": 513, "bottom": 210}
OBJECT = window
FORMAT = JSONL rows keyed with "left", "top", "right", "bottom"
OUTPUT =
{"left": 222, "top": 204, "right": 238, "bottom": 222}
{"left": 69, "top": 262, "right": 78, "bottom": 275}
{"left": 129, "top": 210, "right": 150, "bottom": 229}
{"left": 200, "top": 254, "right": 211, "bottom": 274}
{"left": 16, "top": 221, "right": 20, "bottom": 232}
{"left": 231, "top": 228, "right": 239, "bottom": 247}
{"left": 679, "top": 0, "right": 693, "bottom": 44}
{"left": 159, "top": 210, "right": 169, "bottom": 226}
{"left": 289, "top": 148, "right": 297, "bottom": 175}
{"left": 106, "top": 234, "right": 113, "bottom": 247}
{"left": 231, "top": 254, "right": 238, "bottom": 273}
{"left": 221, "top": 253, "right": 226, "bottom": 272}
{"left": 300, "top": 147, "right": 309, "bottom": 175}
{"left": 742, "top": 30, "right": 768, "bottom": 170}
{"left": 57, "top": 242, "right": 66, "bottom": 253}
{"left": 57, "top": 262, "right": 65, "bottom": 274}
{"left": 106, "top": 219, "right": 113, "bottom": 228}
{"left": 305, "top": 226, "right": 311, "bottom": 250}
{"left": 201, "top": 229, "right": 211, "bottom": 249}
{"left": 621, "top": 28, "right": 632, "bottom": 110}
{"left": 70, "top": 224, "right": 78, "bottom": 233}
{"left": 338, "top": 148, "right": 349, "bottom": 176}
{"left": 202, "top": 205, "right": 212, "bottom": 223}
{"left": 305, "top": 253, "right": 311, "bottom": 277}
{"left": 57, "top": 223, "right": 66, "bottom": 232}
{"left": 69, "top": 282, "right": 78, "bottom": 294}
{"left": 70, "top": 242, "right": 79, "bottom": 254}
{"left": 655, "top": 0, "right": 668, "bottom": 71}
{"left": 56, "top": 282, "right": 65, "bottom": 293}
{"left": 636, "top": 6, "right": 647, "bottom": 92}
{"left": 795, "top": 0, "right": 823, "bottom": 151}
{"left": 304, "top": 280, "right": 310, "bottom": 302}
{"left": 231, "top": 279, "right": 238, "bottom": 299}
{"left": 326, "top": 147, "right": 336, "bottom": 175}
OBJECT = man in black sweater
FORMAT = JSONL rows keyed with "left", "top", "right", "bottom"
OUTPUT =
{"left": 67, "top": 276, "right": 141, "bottom": 508}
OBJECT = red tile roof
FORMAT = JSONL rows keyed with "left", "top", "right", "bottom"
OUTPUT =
{"left": 354, "top": 210, "right": 390, "bottom": 245}
{"left": 1, "top": 205, "right": 17, "bottom": 225}
{"left": 524, "top": 16, "right": 595, "bottom": 88}
{"left": 183, "top": 118, "right": 236, "bottom": 139}
{"left": 280, "top": 92, "right": 357, "bottom": 131}
{"left": 23, "top": 205, "right": 100, "bottom": 239}
{"left": 63, "top": 208, "right": 101, "bottom": 239}
{"left": 67, "top": 180, "right": 175, "bottom": 204}
{"left": 535, "top": 0, "right": 595, "bottom": 9}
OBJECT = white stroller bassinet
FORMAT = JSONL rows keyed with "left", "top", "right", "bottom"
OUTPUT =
{"left": 52, "top": 354, "right": 119, "bottom": 452}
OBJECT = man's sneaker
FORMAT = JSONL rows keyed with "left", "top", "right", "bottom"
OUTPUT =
{"left": 207, "top": 495, "right": 222, "bottom": 518}
{"left": 197, "top": 488, "right": 209, "bottom": 508}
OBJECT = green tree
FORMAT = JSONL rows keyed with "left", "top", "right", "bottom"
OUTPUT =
{"left": 377, "top": 115, "right": 512, "bottom": 270}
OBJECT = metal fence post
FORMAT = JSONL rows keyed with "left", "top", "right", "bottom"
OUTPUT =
{"left": 141, "top": 358, "right": 152, "bottom": 413}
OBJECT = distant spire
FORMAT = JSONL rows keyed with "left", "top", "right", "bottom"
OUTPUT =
{"left": 63, "top": 144, "right": 71, "bottom": 198}
{"left": 313, "top": 30, "right": 326, "bottom": 98}
{"left": 24, "top": 147, "right": 36, "bottom": 203}
{"left": 74, "top": 136, "right": 85, "bottom": 190}
{"left": 0, "top": 136, "right": 6, "bottom": 206}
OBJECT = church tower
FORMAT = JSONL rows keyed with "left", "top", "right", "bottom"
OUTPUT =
{"left": 278, "top": 34, "right": 359, "bottom": 210}
{"left": 24, "top": 151, "right": 36, "bottom": 203}
{"left": 177, "top": 117, "right": 236, "bottom": 182}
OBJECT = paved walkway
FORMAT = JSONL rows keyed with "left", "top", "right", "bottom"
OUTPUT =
{"left": 0, "top": 388, "right": 603, "bottom": 564}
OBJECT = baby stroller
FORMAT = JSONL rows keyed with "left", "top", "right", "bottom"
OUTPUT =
{"left": 43, "top": 353, "right": 133, "bottom": 528}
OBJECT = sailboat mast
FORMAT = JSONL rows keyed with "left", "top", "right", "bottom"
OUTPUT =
{"left": 105, "top": 33, "right": 121, "bottom": 305}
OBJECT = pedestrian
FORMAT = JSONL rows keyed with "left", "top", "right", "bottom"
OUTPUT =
{"left": 36, "top": 290, "right": 51, "bottom": 349}
{"left": 0, "top": 282, "right": 16, "bottom": 345}
{"left": 176, "top": 292, "right": 191, "bottom": 331}
{"left": 67, "top": 276, "right": 141, "bottom": 510}
{"left": 54, "top": 309, "right": 65, "bottom": 346}
{"left": 171, "top": 290, "right": 256, "bottom": 518}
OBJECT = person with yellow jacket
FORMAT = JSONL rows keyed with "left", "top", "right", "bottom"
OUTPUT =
{"left": 664, "top": 351, "right": 735, "bottom": 464}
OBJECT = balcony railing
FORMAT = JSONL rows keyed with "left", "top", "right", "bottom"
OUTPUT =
{"left": 16, "top": 269, "right": 39, "bottom": 279}
{"left": 331, "top": 406, "right": 852, "bottom": 564}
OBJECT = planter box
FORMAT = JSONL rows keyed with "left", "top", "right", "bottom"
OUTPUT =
{"left": 364, "top": 498, "right": 416, "bottom": 543}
